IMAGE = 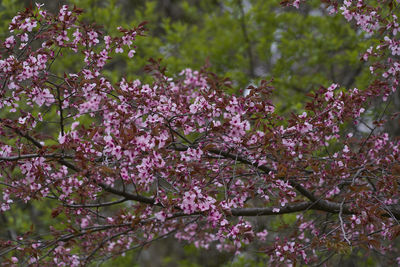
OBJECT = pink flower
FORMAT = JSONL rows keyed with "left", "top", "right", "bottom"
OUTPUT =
{"left": 128, "top": 49, "right": 136, "bottom": 58}
{"left": 58, "top": 132, "right": 66, "bottom": 144}
{"left": 20, "top": 18, "right": 37, "bottom": 32}
{"left": 155, "top": 211, "right": 166, "bottom": 222}
{"left": 324, "top": 91, "right": 334, "bottom": 101}
{"left": 88, "top": 30, "right": 99, "bottom": 47}
{"left": 256, "top": 229, "right": 268, "bottom": 241}
{"left": 180, "top": 148, "right": 203, "bottom": 162}
{"left": 20, "top": 33, "right": 28, "bottom": 42}
{"left": 58, "top": 5, "right": 71, "bottom": 22}
{"left": 80, "top": 218, "right": 89, "bottom": 228}
{"left": 4, "top": 36, "right": 15, "bottom": 49}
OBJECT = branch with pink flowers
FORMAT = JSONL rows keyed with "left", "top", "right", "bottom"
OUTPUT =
{"left": 2, "top": 1, "right": 400, "bottom": 265}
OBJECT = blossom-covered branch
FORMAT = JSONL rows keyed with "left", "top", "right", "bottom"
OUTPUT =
{"left": 1, "top": 1, "right": 400, "bottom": 265}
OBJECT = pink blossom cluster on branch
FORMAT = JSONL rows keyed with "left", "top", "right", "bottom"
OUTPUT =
{"left": 0, "top": 1, "right": 400, "bottom": 265}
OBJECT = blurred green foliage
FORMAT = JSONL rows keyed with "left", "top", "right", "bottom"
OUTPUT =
{"left": 0, "top": 0, "right": 22, "bottom": 35}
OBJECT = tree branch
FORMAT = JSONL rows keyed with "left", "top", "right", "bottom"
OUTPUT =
{"left": 6, "top": 124, "right": 400, "bottom": 219}
{"left": 0, "top": 153, "right": 73, "bottom": 162}
{"left": 237, "top": 0, "right": 255, "bottom": 78}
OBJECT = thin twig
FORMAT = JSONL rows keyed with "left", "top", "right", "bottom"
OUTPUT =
{"left": 339, "top": 198, "right": 351, "bottom": 246}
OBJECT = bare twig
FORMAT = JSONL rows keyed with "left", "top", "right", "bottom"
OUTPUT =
{"left": 339, "top": 199, "right": 351, "bottom": 246}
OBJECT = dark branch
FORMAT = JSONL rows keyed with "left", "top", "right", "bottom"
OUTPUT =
{"left": 6, "top": 124, "right": 400, "bottom": 219}
{"left": 0, "top": 153, "right": 73, "bottom": 162}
